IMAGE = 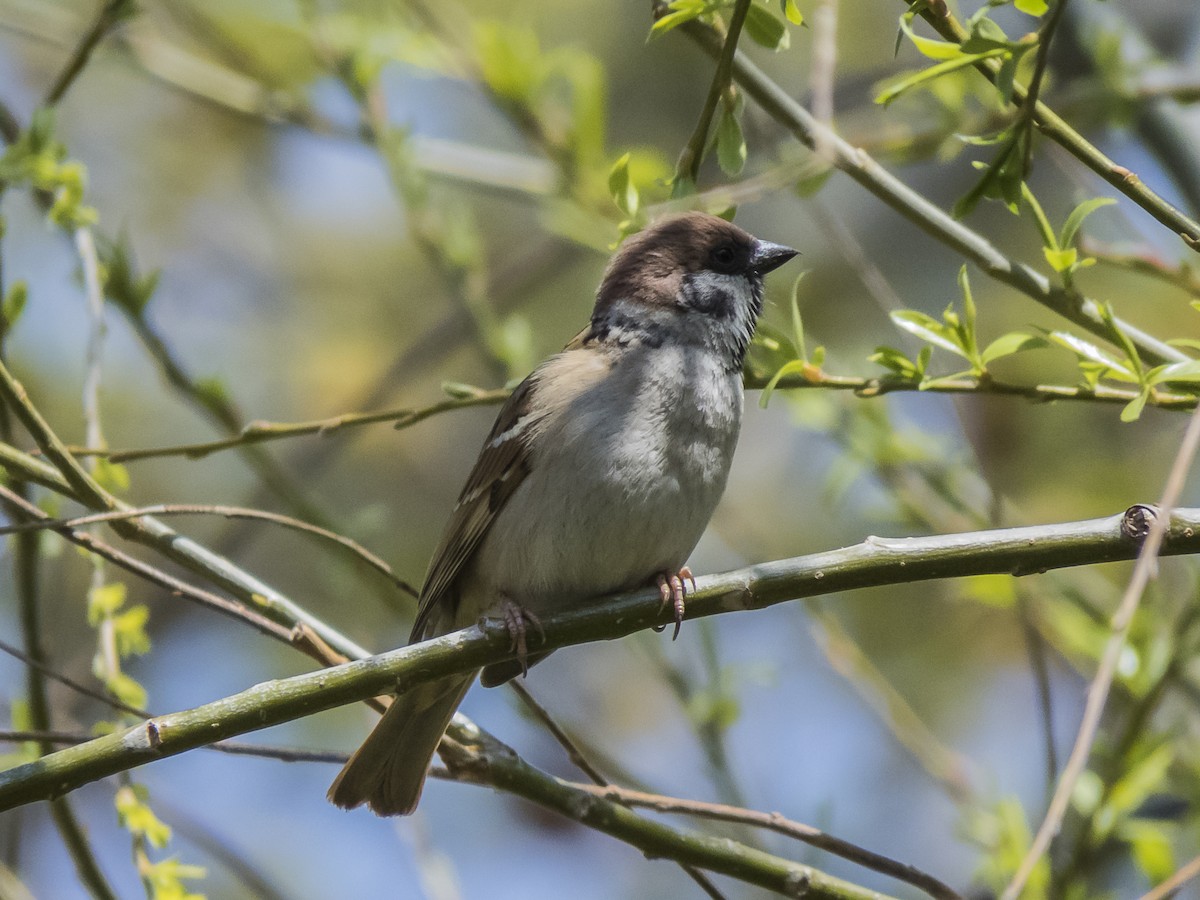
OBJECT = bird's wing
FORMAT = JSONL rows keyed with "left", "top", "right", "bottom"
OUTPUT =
{"left": 409, "top": 374, "right": 537, "bottom": 640}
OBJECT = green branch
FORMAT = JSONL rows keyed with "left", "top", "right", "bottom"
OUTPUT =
{"left": 909, "top": 0, "right": 1200, "bottom": 252}
{"left": 677, "top": 16, "right": 1189, "bottom": 366}
{"left": 4, "top": 505, "right": 1198, "bottom": 812}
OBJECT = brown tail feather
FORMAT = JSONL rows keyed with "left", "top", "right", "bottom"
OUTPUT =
{"left": 328, "top": 672, "right": 476, "bottom": 816}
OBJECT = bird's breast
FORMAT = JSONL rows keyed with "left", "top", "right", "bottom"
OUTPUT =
{"left": 463, "top": 345, "right": 743, "bottom": 617}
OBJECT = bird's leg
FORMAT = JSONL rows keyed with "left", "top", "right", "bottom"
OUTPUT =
{"left": 653, "top": 566, "right": 695, "bottom": 640}
{"left": 498, "top": 596, "right": 544, "bottom": 677}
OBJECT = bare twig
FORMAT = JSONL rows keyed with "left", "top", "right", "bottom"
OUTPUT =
{"left": 573, "top": 783, "right": 962, "bottom": 900}
{"left": 43, "top": 0, "right": 132, "bottom": 105}
{"left": 0, "top": 502, "right": 417, "bottom": 598}
{"left": 1138, "top": 854, "right": 1200, "bottom": 900}
{"left": 66, "top": 388, "right": 510, "bottom": 462}
{"left": 1020, "top": 0, "right": 1070, "bottom": 175}
{"left": 807, "top": 605, "right": 974, "bottom": 804}
{"left": 508, "top": 681, "right": 729, "bottom": 898}
{"left": 1004, "top": 406, "right": 1200, "bottom": 899}
{"left": 0, "top": 485, "right": 295, "bottom": 642}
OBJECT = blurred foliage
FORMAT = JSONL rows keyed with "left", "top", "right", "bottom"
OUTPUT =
{"left": 0, "top": 0, "right": 1199, "bottom": 898}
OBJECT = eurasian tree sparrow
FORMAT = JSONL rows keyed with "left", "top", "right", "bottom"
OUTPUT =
{"left": 329, "top": 211, "right": 797, "bottom": 815}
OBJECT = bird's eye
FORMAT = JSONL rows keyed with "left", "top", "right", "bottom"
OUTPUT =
{"left": 709, "top": 244, "right": 737, "bottom": 270}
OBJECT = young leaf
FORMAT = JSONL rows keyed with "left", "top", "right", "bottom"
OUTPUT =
{"left": 981, "top": 332, "right": 1046, "bottom": 365}
{"left": 715, "top": 104, "right": 747, "bottom": 176}
{"left": 1015, "top": 0, "right": 1049, "bottom": 15}
{"left": 876, "top": 51, "right": 1001, "bottom": 105}
{"left": 1, "top": 280, "right": 27, "bottom": 332}
{"left": 759, "top": 359, "right": 809, "bottom": 408}
{"left": 1047, "top": 330, "right": 1138, "bottom": 381}
{"left": 744, "top": 4, "right": 790, "bottom": 50}
{"left": 1043, "top": 247, "right": 1077, "bottom": 273}
{"left": 891, "top": 310, "right": 969, "bottom": 358}
{"left": 896, "top": 11, "right": 965, "bottom": 60}
{"left": 781, "top": 0, "right": 803, "bottom": 26}
{"left": 650, "top": 0, "right": 707, "bottom": 38}
{"left": 608, "top": 153, "right": 638, "bottom": 217}
{"left": 1147, "top": 359, "right": 1200, "bottom": 385}
{"left": 1059, "top": 197, "right": 1117, "bottom": 250}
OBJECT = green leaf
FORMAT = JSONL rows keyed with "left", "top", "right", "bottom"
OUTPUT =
{"left": 106, "top": 671, "right": 148, "bottom": 710}
{"left": 1043, "top": 246, "right": 1077, "bottom": 272}
{"left": 1046, "top": 330, "right": 1138, "bottom": 382}
{"left": 116, "top": 785, "right": 172, "bottom": 848}
{"left": 1122, "top": 820, "right": 1176, "bottom": 882}
{"left": 1166, "top": 338, "right": 1200, "bottom": 352}
{"left": 890, "top": 310, "right": 970, "bottom": 358}
{"left": 744, "top": 4, "right": 789, "bottom": 50}
{"left": 113, "top": 605, "right": 151, "bottom": 657}
{"left": 650, "top": 0, "right": 707, "bottom": 38}
{"left": 1147, "top": 359, "right": 1200, "bottom": 385}
{"left": 790, "top": 272, "right": 809, "bottom": 361}
{"left": 896, "top": 11, "right": 965, "bottom": 60}
{"left": 961, "top": 16, "right": 1011, "bottom": 53}
{"left": 1098, "top": 302, "right": 1145, "bottom": 382}
{"left": 474, "top": 22, "right": 540, "bottom": 101}
{"left": 93, "top": 458, "right": 130, "bottom": 492}
{"left": 607, "top": 153, "right": 638, "bottom": 217}
{"left": 957, "top": 265, "right": 981, "bottom": 366}
{"left": 87, "top": 582, "right": 127, "bottom": 625}
{"left": 1015, "top": 0, "right": 1049, "bottom": 14}
{"left": 981, "top": 331, "right": 1046, "bottom": 365}
{"left": 759, "top": 359, "right": 809, "bottom": 408}
{"left": 1059, "top": 197, "right": 1117, "bottom": 249}
{"left": 869, "top": 345, "right": 921, "bottom": 379}
{"left": 780, "top": 0, "right": 803, "bottom": 26}
{"left": 715, "top": 104, "right": 746, "bottom": 176}
{"left": 2, "top": 281, "right": 27, "bottom": 332}
{"left": 1107, "top": 743, "right": 1174, "bottom": 818}
{"left": 1121, "top": 389, "right": 1149, "bottom": 422}
{"left": 876, "top": 51, "right": 1003, "bottom": 105}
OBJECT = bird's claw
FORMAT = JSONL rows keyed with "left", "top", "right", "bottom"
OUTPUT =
{"left": 500, "top": 599, "right": 544, "bottom": 677}
{"left": 653, "top": 566, "right": 694, "bottom": 640}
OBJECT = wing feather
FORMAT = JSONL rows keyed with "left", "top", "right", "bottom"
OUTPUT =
{"left": 409, "top": 376, "right": 536, "bottom": 640}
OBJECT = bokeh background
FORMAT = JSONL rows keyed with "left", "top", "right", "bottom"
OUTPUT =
{"left": 1, "top": 0, "right": 1199, "bottom": 897}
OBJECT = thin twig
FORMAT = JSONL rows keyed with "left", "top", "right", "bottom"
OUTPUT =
{"left": 1020, "top": 0, "right": 1070, "bottom": 175}
{"left": 1016, "top": 591, "right": 1059, "bottom": 805}
{"left": 807, "top": 605, "right": 974, "bottom": 803}
{"left": 508, "top": 681, "right": 730, "bottom": 898}
{"left": 0, "top": 484, "right": 295, "bottom": 642}
{"left": 0, "top": 730, "right": 348, "bottom": 766}
{"left": 43, "top": 0, "right": 131, "bottom": 106}
{"left": 572, "top": 783, "right": 962, "bottom": 900}
{"left": 0, "top": 502, "right": 417, "bottom": 597}
{"left": 508, "top": 681, "right": 609, "bottom": 786}
{"left": 674, "top": 0, "right": 752, "bottom": 187}
{"left": 1003, "top": 405, "right": 1200, "bottom": 899}
{"left": 65, "top": 388, "right": 510, "bottom": 462}
{"left": 1138, "top": 854, "right": 1200, "bottom": 900}
{"left": 810, "top": 0, "right": 838, "bottom": 162}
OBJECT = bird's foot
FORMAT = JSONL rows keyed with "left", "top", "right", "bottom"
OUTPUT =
{"left": 653, "top": 566, "right": 695, "bottom": 640}
{"left": 498, "top": 598, "right": 544, "bottom": 677}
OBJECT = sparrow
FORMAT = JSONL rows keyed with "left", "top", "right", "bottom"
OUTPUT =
{"left": 329, "top": 211, "right": 797, "bottom": 816}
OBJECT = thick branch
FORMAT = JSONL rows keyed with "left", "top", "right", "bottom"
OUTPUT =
{"left": 2, "top": 505, "right": 1197, "bottom": 811}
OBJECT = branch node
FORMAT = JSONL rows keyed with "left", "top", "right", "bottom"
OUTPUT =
{"left": 1121, "top": 504, "right": 1157, "bottom": 542}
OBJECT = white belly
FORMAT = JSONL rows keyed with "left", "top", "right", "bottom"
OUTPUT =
{"left": 461, "top": 344, "right": 742, "bottom": 619}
